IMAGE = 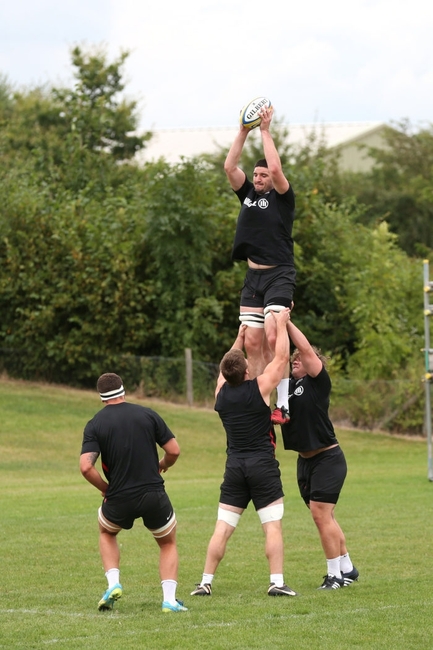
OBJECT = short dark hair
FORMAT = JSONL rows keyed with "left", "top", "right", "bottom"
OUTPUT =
{"left": 97, "top": 372, "right": 123, "bottom": 394}
{"left": 254, "top": 158, "right": 268, "bottom": 169}
{"left": 220, "top": 349, "right": 247, "bottom": 386}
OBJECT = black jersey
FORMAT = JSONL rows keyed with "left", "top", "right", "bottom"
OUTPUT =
{"left": 215, "top": 379, "right": 276, "bottom": 457}
{"left": 81, "top": 402, "right": 175, "bottom": 498}
{"left": 281, "top": 366, "right": 338, "bottom": 453}
{"left": 231, "top": 176, "right": 295, "bottom": 266}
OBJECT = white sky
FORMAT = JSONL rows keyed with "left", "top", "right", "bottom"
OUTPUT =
{"left": 1, "top": 0, "right": 432, "bottom": 131}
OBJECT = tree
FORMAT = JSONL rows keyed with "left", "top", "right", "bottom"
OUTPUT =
{"left": 0, "top": 46, "right": 152, "bottom": 197}
{"left": 328, "top": 121, "right": 433, "bottom": 257}
{"left": 136, "top": 158, "right": 241, "bottom": 361}
{"left": 53, "top": 46, "right": 149, "bottom": 162}
{"left": 341, "top": 222, "right": 423, "bottom": 379}
{"left": 0, "top": 47, "right": 154, "bottom": 384}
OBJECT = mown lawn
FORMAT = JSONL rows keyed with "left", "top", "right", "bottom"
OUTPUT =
{"left": 1, "top": 378, "right": 431, "bottom": 649}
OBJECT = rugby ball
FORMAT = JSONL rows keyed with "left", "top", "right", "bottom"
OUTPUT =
{"left": 240, "top": 97, "right": 272, "bottom": 129}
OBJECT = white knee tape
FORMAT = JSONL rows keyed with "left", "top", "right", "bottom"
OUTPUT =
{"left": 218, "top": 507, "right": 241, "bottom": 528}
{"left": 264, "top": 305, "right": 286, "bottom": 319}
{"left": 239, "top": 312, "right": 265, "bottom": 328}
{"left": 257, "top": 503, "right": 284, "bottom": 524}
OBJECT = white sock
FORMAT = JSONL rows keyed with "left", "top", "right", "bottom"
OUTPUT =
{"left": 270, "top": 573, "right": 284, "bottom": 588}
{"left": 340, "top": 553, "right": 353, "bottom": 573}
{"left": 276, "top": 378, "right": 289, "bottom": 409}
{"left": 161, "top": 579, "right": 177, "bottom": 605}
{"left": 105, "top": 568, "right": 120, "bottom": 589}
{"left": 201, "top": 573, "right": 214, "bottom": 586}
{"left": 326, "top": 557, "right": 341, "bottom": 579}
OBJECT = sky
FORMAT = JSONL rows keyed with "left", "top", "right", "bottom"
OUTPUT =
{"left": 1, "top": 0, "right": 432, "bottom": 132}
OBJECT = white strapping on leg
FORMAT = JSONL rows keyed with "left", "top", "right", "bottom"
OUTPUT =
{"left": 264, "top": 304, "right": 286, "bottom": 319}
{"left": 257, "top": 503, "right": 284, "bottom": 524}
{"left": 239, "top": 312, "right": 265, "bottom": 328}
{"left": 217, "top": 507, "right": 241, "bottom": 528}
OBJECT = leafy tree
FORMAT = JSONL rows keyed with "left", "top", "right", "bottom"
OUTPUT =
{"left": 136, "top": 158, "right": 241, "bottom": 361}
{"left": 0, "top": 181, "right": 149, "bottom": 384}
{"left": 0, "top": 46, "right": 151, "bottom": 197}
{"left": 53, "top": 46, "right": 149, "bottom": 162}
{"left": 0, "top": 47, "right": 153, "bottom": 384}
{"left": 327, "top": 121, "right": 433, "bottom": 257}
{"left": 341, "top": 221, "right": 423, "bottom": 379}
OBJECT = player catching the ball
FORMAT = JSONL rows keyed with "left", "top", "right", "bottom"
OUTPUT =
{"left": 224, "top": 101, "right": 295, "bottom": 425}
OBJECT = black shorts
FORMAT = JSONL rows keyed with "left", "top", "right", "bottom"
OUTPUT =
{"left": 297, "top": 447, "right": 347, "bottom": 505}
{"left": 101, "top": 490, "right": 174, "bottom": 530}
{"left": 219, "top": 454, "right": 284, "bottom": 511}
{"left": 240, "top": 266, "right": 295, "bottom": 310}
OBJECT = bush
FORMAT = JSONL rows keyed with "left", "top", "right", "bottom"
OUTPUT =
{"left": 330, "top": 377, "right": 425, "bottom": 435}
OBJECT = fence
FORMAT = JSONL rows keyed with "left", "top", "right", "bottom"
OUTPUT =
{"left": 0, "top": 347, "right": 426, "bottom": 435}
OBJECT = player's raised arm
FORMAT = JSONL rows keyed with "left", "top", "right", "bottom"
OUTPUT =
{"left": 286, "top": 319, "right": 322, "bottom": 378}
{"left": 224, "top": 126, "right": 249, "bottom": 191}
{"left": 259, "top": 107, "right": 289, "bottom": 195}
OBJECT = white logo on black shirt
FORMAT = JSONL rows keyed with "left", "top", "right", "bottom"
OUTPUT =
{"left": 294, "top": 386, "right": 304, "bottom": 396}
{"left": 258, "top": 198, "right": 269, "bottom": 209}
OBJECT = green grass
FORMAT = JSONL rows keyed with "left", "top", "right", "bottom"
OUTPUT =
{"left": 1, "top": 377, "right": 432, "bottom": 649}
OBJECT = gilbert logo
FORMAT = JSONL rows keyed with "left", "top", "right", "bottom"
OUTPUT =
{"left": 294, "top": 386, "right": 304, "bottom": 396}
{"left": 258, "top": 198, "right": 269, "bottom": 209}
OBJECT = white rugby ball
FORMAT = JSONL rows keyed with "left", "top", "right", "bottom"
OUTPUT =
{"left": 240, "top": 96, "right": 272, "bottom": 129}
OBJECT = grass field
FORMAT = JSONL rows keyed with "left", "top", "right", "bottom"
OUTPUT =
{"left": 1, "top": 377, "right": 432, "bottom": 649}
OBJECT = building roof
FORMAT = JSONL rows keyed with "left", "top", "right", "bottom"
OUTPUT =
{"left": 138, "top": 121, "right": 387, "bottom": 165}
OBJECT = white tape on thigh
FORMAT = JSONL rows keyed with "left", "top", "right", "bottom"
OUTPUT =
{"left": 151, "top": 512, "right": 177, "bottom": 539}
{"left": 264, "top": 305, "right": 286, "bottom": 320}
{"left": 239, "top": 312, "right": 265, "bottom": 328}
{"left": 257, "top": 503, "right": 284, "bottom": 524}
{"left": 98, "top": 506, "right": 122, "bottom": 533}
{"left": 218, "top": 507, "right": 241, "bottom": 528}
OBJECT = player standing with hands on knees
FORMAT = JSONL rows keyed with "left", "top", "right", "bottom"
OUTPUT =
{"left": 280, "top": 318, "right": 359, "bottom": 590}
{"left": 224, "top": 99, "right": 296, "bottom": 426}
{"left": 191, "top": 308, "right": 298, "bottom": 598}
{"left": 79, "top": 373, "right": 188, "bottom": 613}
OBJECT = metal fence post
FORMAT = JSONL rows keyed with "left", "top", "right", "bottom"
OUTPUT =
{"left": 185, "top": 348, "right": 193, "bottom": 406}
{"left": 422, "top": 260, "right": 433, "bottom": 481}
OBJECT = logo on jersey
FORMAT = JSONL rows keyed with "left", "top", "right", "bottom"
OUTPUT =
{"left": 244, "top": 197, "right": 269, "bottom": 209}
{"left": 294, "top": 386, "right": 304, "bottom": 396}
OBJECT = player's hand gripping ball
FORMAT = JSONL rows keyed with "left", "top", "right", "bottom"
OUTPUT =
{"left": 240, "top": 97, "right": 272, "bottom": 129}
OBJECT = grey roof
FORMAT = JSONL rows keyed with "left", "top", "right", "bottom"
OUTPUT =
{"left": 137, "top": 121, "right": 387, "bottom": 164}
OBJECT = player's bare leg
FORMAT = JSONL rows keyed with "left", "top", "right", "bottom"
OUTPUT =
{"left": 156, "top": 527, "right": 179, "bottom": 581}
{"left": 264, "top": 314, "right": 290, "bottom": 424}
{"left": 99, "top": 527, "right": 120, "bottom": 572}
{"left": 98, "top": 525, "right": 122, "bottom": 610}
{"left": 154, "top": 524, "right": 187, "bottom": 611}
{"left": 239, "top": 307, "right": 266, "bottom": 378}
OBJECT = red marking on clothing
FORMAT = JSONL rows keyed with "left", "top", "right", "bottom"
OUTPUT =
{"left": 268, "top": 427, "right": 277, "bottom": 450}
